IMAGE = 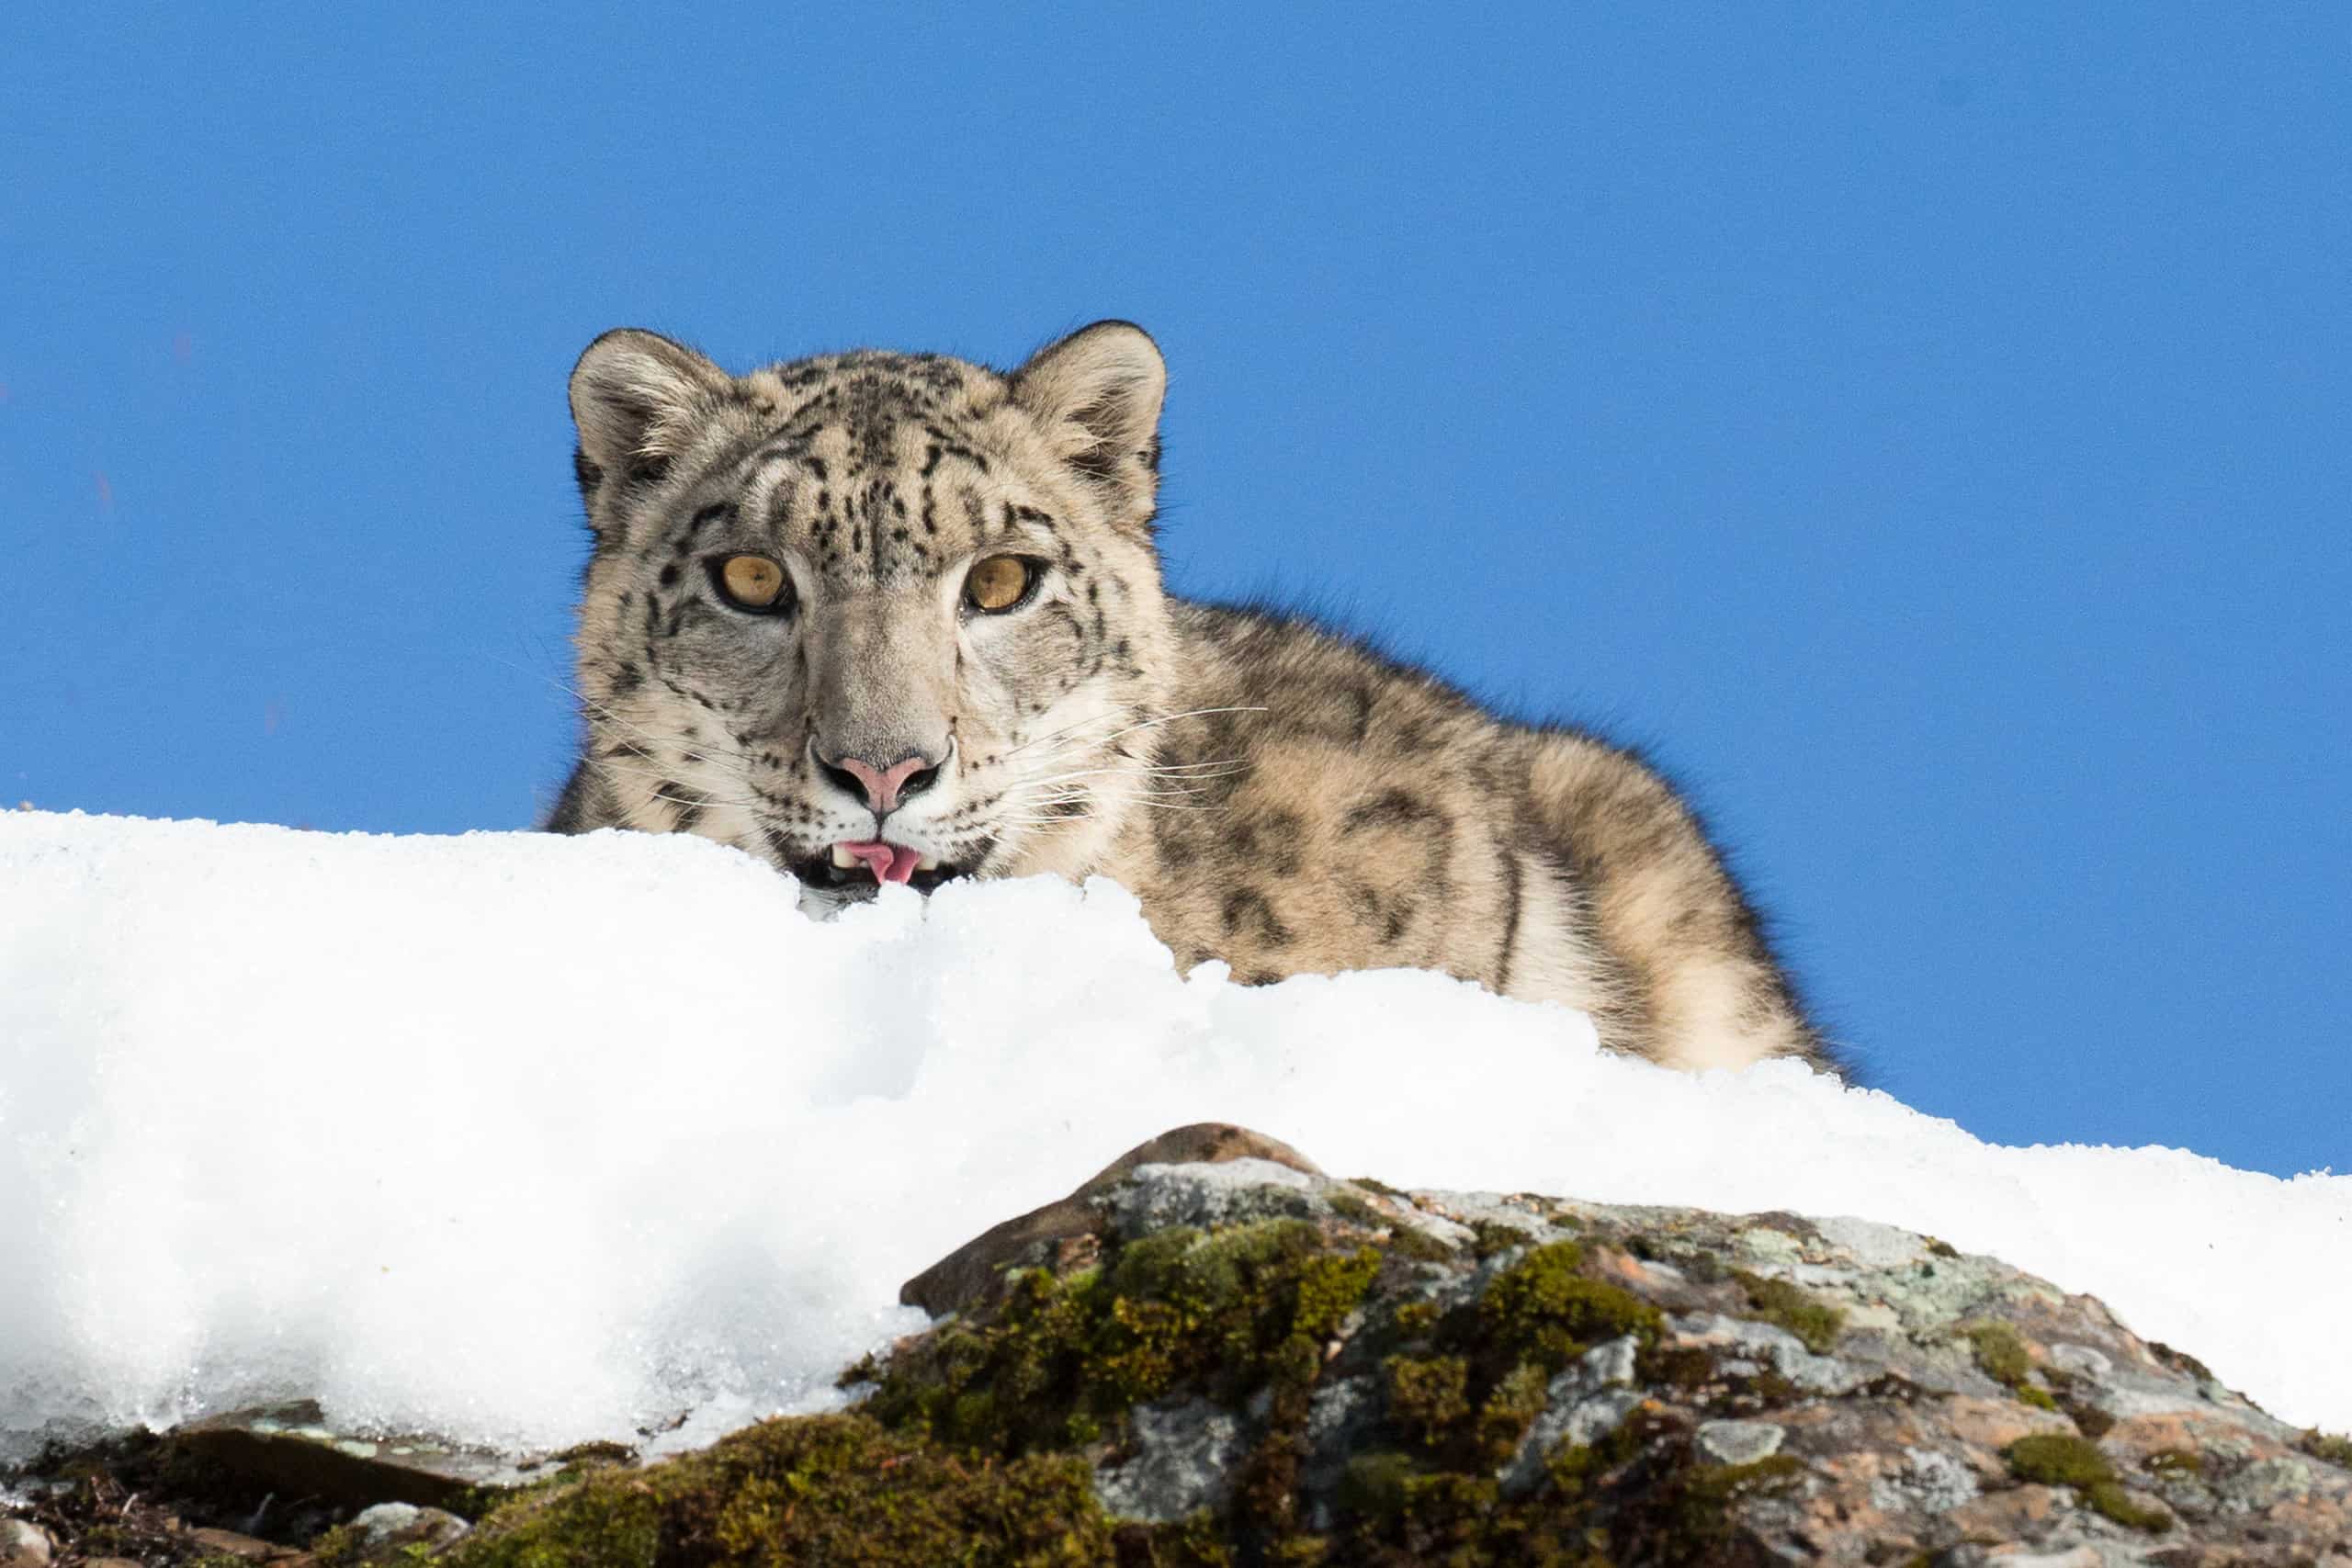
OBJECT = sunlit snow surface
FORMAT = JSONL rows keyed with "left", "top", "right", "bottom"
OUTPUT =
{"left": 3, "top": 810, "right": 2346, "bottom": 1461}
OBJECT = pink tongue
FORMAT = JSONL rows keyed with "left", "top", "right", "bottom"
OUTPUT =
{"left": 841, "top": 840, "right": 922, "bottom": 885}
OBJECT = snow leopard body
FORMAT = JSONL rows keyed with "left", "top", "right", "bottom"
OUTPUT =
{"left": 547, "top": 321, "right": 1839, "bottom": 1076}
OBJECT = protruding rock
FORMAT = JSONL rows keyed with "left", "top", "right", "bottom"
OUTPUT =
{"left": 0, "top": 1519, "right": 53, "bottom": 1567}
{"left": 169, "top": 1400, "right": 535, "bottom": 1510}
{"left": 899, "top": 1122, "right": 1322, "bottom": 1315}
{"left": 185, "top": 1526, "right": 294, "bottom": 1561}
{"left": 345, "top": 1503, "right": 471, "bottom": 1561}
{"left": 17, "top": 1130, "right": 2352, "bottom": 1562}
{"left": 1695, "top": 1419, "right": 1786, "bottom": 1466}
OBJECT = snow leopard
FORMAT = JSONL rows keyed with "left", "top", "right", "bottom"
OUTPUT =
{"left": 546, "top": 321, "right": 1841, "bottom": 1076}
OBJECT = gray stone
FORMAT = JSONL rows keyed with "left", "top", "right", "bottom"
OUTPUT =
{"left": 1110, "top": 1158, "right": 1326, "bottom": 1236}
{"left": 1694, "top": 1419, "right": 1785, "bottom": 1466}
{"left": 1811, "top": 1214, "right": 1928, "bottom": 1269}
{"left": 1500, "top": 1336, "right": 1643, "bottom": 1497}
{"left": 346, "top": 1502, "right": 471, "bottom": 1559}
{"left": 354, "top": 1502, "right": 424, "bottom": 1534}
{"left": 0, "top": 1519, "right": 52, "bottom": 1568}
{"left": 2226, "top": 1455, "right": 2315, "bottom": 1509}
{"left": 1870, "top": 1445, "right": 1987, "bottom": 1517}
{"left": 1092, "top": 1397, "right": 1247, "bottom": 1523}
{"left": 1668, "top": 1312, "right": 1869, "bottom": 1395}
{"left": 1581, "top": 1334, "right": 1639, "bottom": 1390}
{"left": 1299, "top": 1376, "right": 1379, "bottom": 1530}
{"left": 2049, "top": 1342, "right": 2113, "bottom": 1379}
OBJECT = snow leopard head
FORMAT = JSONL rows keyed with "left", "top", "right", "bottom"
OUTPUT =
{"left": 563, "top": 321, "right": 1177, "bottom": 904}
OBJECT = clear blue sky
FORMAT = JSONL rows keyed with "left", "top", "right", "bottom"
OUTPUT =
{"left": 4, "top": 7, "right": 2346, "bottom": 1177}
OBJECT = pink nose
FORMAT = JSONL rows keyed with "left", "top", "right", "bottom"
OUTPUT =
{"left": 829, "top": 752, "right": 936, "bottom": 815}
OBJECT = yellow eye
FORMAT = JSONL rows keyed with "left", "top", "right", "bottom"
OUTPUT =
{"left": 965, "top": 555, "right": 1033, "bottom": 613}
{"left": 716, "top": 554, "right": 790, "bottom": 612}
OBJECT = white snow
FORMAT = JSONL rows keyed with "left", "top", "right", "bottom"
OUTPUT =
{"left": 3, "top": 809, "right": 2346, "bottom": 1461}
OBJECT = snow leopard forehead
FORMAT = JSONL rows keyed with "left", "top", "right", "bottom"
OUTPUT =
{"left": 572, "top": 335, "right": 1159, "bottom": 586}
{"left": 715, "top": 367, "right": 1065, "bottom": 590}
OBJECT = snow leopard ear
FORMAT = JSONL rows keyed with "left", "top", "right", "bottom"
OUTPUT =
{"left": 1011, "top": 321, "right": 1167, "bottom": 534}
{"left": 569, "top": 329, "right": 734, "bottom": 504}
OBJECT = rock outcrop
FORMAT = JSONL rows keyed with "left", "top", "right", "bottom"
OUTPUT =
{"left": 8, "top": 1124, "right": 2350, "bottom": 1565}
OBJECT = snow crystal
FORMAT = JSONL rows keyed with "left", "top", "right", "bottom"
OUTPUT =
{"left": 3, "top": 809, "right": 2347, "bottom": 1460}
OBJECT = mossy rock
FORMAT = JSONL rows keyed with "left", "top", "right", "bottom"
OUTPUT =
{"left": 448, "top": 1416, "right": 1113, "bottom": 1567}
{"left": 856, "top": 1217, "right": 1382, "bottom": 1457}
{"left": 1727, "top": 1270, "right": 1842, "bottom": 1355}
{"left": 435, "top": 1208, "right": 1815, "bottom": 1566}
{"left": 2003, "top": 1434, "right": 2171, "bottom": 1534}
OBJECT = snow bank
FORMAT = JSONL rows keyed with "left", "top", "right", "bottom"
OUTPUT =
{"left": 3, "top": 810, "right": 2346, "bottom": 1460}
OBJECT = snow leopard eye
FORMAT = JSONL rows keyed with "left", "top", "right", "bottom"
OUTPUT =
{"left": 964, "top": 555, "right": 1035, "bottom": 615}
{"left": 711, "top": 554, "right": 793, "bottom": 615}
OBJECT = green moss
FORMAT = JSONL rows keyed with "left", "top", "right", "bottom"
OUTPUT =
{"left": 1639, "top": 1343, "right": 1719, "bottom": 1393}
{"left": 1132, "top": 1512, "right": 1240, "bottom": 1566}
{"left": 1351, "top": 1242, "right": 1659, "bottom": 1486}
{"left": 863, "top": 1220, "right": 1380, "bottom": 1457}
{"left": 1384, "top": 1355, "right": 1472, "bottom": 1447}
{"left": 2002, "top": 1434, "right": 2170, "bottom": 1534}
{"left": 1552, "top": 1432, "right": 1805, "bottom": 1561}
{"left": 1482, "top": 1240, "right": 1663, "bottom": 1372}
{"left": 1677, "top": 1250, "right": 1724, "bottom": 1285}
{"left": 1390, "top": 1300, "right": 1441, "bottom": 1337}
{"left": 1376, "top": 1350, "right": 1548, "bottom": 1472}
{"left": 1665, "top": 1452, "right": 1804, "bottom": 1537}
{"left": 1960, "top": 1321, "right": 2063, "bottom": 1411}
{"left": 2148, "top": 1340, "right": 2215, "bottom": 1384}
{"left": 1962, "top": 1321, "right": 2031, "bottom": 1385}
{"left": 451, "top": 1415, "right": 1110, "bottom": 1568}
{"left": 1465, "top": 1220, "right": 1532, "bottom": 1258}
{"left": 455, "top": 1470, "right": 664, "bottom": 1568}
{"left": 1923, "top": 1237, "right": 1960, "bottom": 1259}
{"left": 2145, "top": 1448, "right": 2205, "bottom": 1478}
{"left": 1381, "top": 1224, "right": 1456, "bottom": 1264}
{"left": 2089, "top": 1483, "right": 2170, "bottom": 1533}
{"left": 1332, "top": 1452, "right": 1532, "bottom": 1560}
{"left": 1289, "top": 1246, "right": 1383, "bottom": 1342}
{"left": 1334, "top": 1450, "right": 1420, "bottom": 1519}
{"left": 2002, "top": 1432, "right": 2107, "bottom": 1488}
{"left": 1473, "top": 1361, "right": 1554, "bottom": 1466}
{"left": 307, "top": 1525, "right": 364, "bottom": 1567}
{"left": 2301, "top": 1428, "right": 2352, "bottom": 1468}
{"left": 1730, "top": 1270, "right": 1844, "bottom": 1354}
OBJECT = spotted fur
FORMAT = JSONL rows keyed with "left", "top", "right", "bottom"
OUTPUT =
{"left": 547, "top": 321, "right": 1841, "bottom": 1075}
